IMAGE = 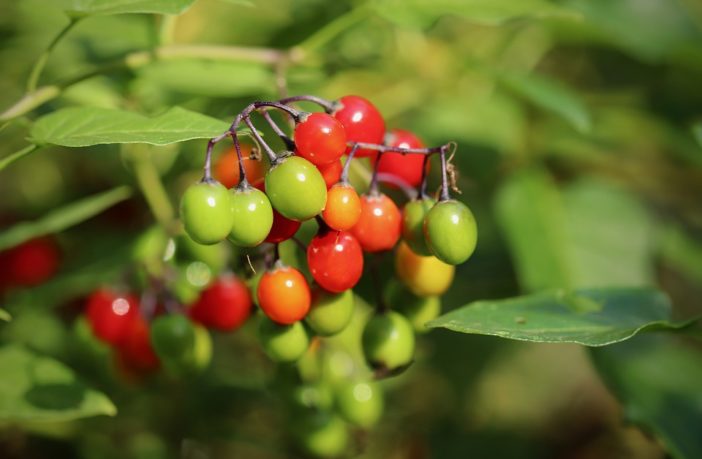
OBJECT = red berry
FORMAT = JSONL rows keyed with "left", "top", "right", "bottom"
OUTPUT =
{"left": 307, "top": 230, "right": 364, "bottom": 293}
{"left": 116, "top": 313, "right": 160, "bottom": 374}
{"left": 351, "top": 193, "right": 402, "bottom": 252}
{"left": 0, "top": 238, "right": 60, "bottom": 287}
{"left": 294, "top": 113, "right": 347, "bottom": 166}
{"left": 258, "top": 265, "right": 311, "bottom": 324}
{"left": 253, "top": 179, "right": 301, "bottom": 243}
{"left": 374, "top": 129, "right": 428, "bottom": 188}
{"left": 189, "top": 275, "right": 253, "bottom": 331}
{"left": 317, "top": 160, "right": 343, "bottom": 189}
{"left": 86, "top": 288, "right": 138, "bottom": 345}
{"left": 333, "top": 95, "right": 385, "bottom": 158}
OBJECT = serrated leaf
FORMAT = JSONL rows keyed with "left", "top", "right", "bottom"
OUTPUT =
{"left": 591, "top": 335, "right": 702, "bottom": 459}
{"left": 498, "top": 71, "right": 591, "bottom": 132}
{"left": 136, "top": 59, "right": 274, "bottom": 97}
{"left": 31, "top": 106, "right": 231, "bottom": 147}
{"left": 0, "top": 186, "right": 131, "bottom": 251}
{"left": 64, "top": 0, "right": 195, "bottom": 16}
{"left": 428, "top": 287, "right": 696, "bottom": 346}
{"left": 374, "top": 0, "right": 578, "bottom": 27}
{"left": 0, "top": 345, "right": 116, "bottom": 422}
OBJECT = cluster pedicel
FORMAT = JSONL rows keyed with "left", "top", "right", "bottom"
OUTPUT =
{"left": 81, "top": 94, "right": 478, "bottom": 456}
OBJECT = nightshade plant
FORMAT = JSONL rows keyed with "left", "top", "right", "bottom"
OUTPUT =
{"left": 0, "top": 1, "right": 701, "bottom": 458}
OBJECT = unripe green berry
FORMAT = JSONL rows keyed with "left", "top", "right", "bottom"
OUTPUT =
{"left": 362, "top": 310, "right": 415, "bottom": 370}
{"left": 402, "top": 198, "right": 435, "bottom": 256}
{"left": 306, "top": 288, "right": 354, "bottom": 337}
{"left": 265, "top": 156, "right": 327, "bottom": 221}
{"left": 228, "top": 185, "right": 274, "bottom": 247}
{"left": 180, "top": 180, "right": 233, "bottom": 245}
{"left": 335, "top": 380, "right": 384, "bottom": 428}
{"left": 424, "top": 199, "right": 477, "bottom": 265}
{"left": 258, "top": 316, "right": 309, "bottom": 363}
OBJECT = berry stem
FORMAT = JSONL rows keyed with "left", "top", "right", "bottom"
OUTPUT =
{"left": 202, "top": 131, "right": 230, "bottom": 181}
{"left": 259, "top": 109, "right": 295, "bottom": 150}
{"left": 339, "top": 143, "right": 359, "bottom": 184}
{"left": 439, "top": 146, "right": 451, "bottom": 201}
{"left": 231, "top": 131, "right": 248, "bottom": 187}
{"left": 243, "top": 115, "right": 278, "bottom": 164}
{"left": 278, "top": 95, "right": 336, "bottom": 113}
{"left": 418, "top": 154, "right": 431, "bottom": 199}
{"left": 369, "top": 151, "right": 382, "bottom": 196}
{"left": 347, "top": 141, "right": 445, "bottom": 156}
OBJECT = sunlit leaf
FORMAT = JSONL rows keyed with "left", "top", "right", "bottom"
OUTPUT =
{"left": 64, "top": 0, "right": 195, "bottom": 16}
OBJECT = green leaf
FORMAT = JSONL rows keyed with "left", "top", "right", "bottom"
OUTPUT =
{"left": 31, "top": 106, "right": 231, "bottom": 147}
{"left": 64, "top": 0, "right": 195, "bottom": 16}
{"left": 495, "top": 168, "right": 572, "bottom": 291}
{"left": 498, "top": 71, "right": 591, "bottom": 132}
{"left": 374, "top": 0, "right": 578, "bottom": 27}
{"left": 0, "top": 309, "right": 11, "bottom": 322}
{"left": 136, "top": 59, "right": 275, "bottom": 97}
{"left": 0, "top": 345, "right": 116, "bottom": 422}
{"left": 428, "top": 287, "right": 696, "bottom": 346}
{"left": 0, "top": 186, "right": 131, "bottom": 251}
{"left": 591, "top": 335, "right": 702, "bottom": 459}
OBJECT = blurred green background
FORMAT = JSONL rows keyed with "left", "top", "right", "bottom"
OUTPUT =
{"left": 1, "top": 0, "right": 701, "bottom": 458}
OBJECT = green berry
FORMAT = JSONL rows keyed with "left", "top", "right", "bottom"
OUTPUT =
{"left": 306, "top": 288, "right": 354, "bottom": 337}
{"left": 294, "top": 412, "right": 348, "bottom": 458}
{"left": 386, "top": 281, "right": 441, "bottom": 333}
{"left": 424, "top": 199, "right": 477, "bottom": 265}
{"left": 258, "top": 316, "right": 309, "bottom": 363}
{"left": 176, "top": 234, "right": 230, "bottom": 274}
{"left": 290, "top": 383, "right": 335, "bottom": 412}
{"left": 180, "top": 180, "right": 233, "bottom": 245}
{"left": 335, "top": 381, "right": 384, "bottom": 428}
{"left": 229, "top": 185, "right": 274, "bottom": 247}
{"left": 265, "top": 156, "right": 327, "bottom": 221}
{"left": 362, "top": 310, "right": 415, "bottom": 370}
{"left": 184, "top": 323, "right": 212, "bottom": 372}
{"left": 402, "top": 198, "right": 436, "bottom": 256}
{"left": 150, "top": 314, "right": 196, "bottom": 363}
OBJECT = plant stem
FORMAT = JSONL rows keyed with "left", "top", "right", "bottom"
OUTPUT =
{"left": 340, "top": 144, "right": 359, "bottom": 183}
{"left": 295, "top": 4, "right": 372, "bottom": 53}
{"left": 132, "top": 154, "right": 177, "bottom": 233}
{"left": 279, "top": 95, "right": 336, "bottom": 113}
{"left": 260, "top": 109, "right": 295, "bottom": 150}
{"left": 0, "top": 144, "right": 40, "bottom": 172}
{"left": 26, "top": 18, "right": 81, "bottom": 92}
{"left": 418, "top": 154, "right": 431, "bottom": 198}
{"left": 439, "top": 147, "right": 451, "bottom": 201}
{"left": 348, "top": 141, "right": 445, "bottom": 155}
{"left": 244, "top": 116, "right": 278, "bottom": 163}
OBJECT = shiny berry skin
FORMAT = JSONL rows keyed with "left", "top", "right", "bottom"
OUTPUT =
{"left": 306, "top": 287, "right": 354, "bottom": 336}
{"left": 149, "top": 314, "right": 196, "bottom": 363}
{"left": 228, "top": 185, "right": 273, "bottom": 247}
{"left": 294, "top": 113, "right": 347, "bottom": 166}
{"left": 321, "top": 183, "right": 361, "bottom": 231}
{"left": 258, "top": 316, "right": 309, "bottom": 362}
{"left": 362, "top": 311, "right": 415, "bottom": 370}
{"left": 257, "top": 265, "right": 311, "bottom": 324}
{"left": 333, "top": 95, "right": 385, "bottom": 158}
{"left": 180, "top": 180, "right": 233, "bottom": 245}
{"left": 252, "top": 179, "right": 301, "bottom": 243}
{"left": 294, "top": 412, "right": 348, "bottom": 458}
{"left": 116, "top": 313, "right": 160, "bottom": 373}
{"left": 402, "top": 197, "right": 436, "bottom": 256}
{"left": 188, "top": 275, "right": 252, "bottom": 331}
{"left": 0, "top": 238, "right": 60, "bottom": 287}
{"left": 395, "top": 241, "right": 454, "bottom": 297}
{"left": 386, "top": 281, "right": 441, "bottom": 333}
{"left": 374, "top": 129, "right": 428, "bottom": 188}
{"left": 351, "top": 193, "right": 402, "bottom": 252}
{"left": 215, "top": 144, "right": 265, "bottom": 188}
{"left": 317, "top": 159, "right": 343, "bottom": 188}
{"left": 335, "top": 381, "right": 384, "bottom": 428}
{"left": 307, "top": 230, "right": 363, "bottom": 293}
{"left": 265, "top": 156, "right": 327, "bottom": 221}
{"left": 424, "top": 199, "right": 478, "bottom": 265}
{"left": 86, "top": 288, "right": 138, "bottom": 345}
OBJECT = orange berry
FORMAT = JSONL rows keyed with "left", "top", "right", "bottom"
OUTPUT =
{"left": 322, "top": 184, "right": 362, "bottom": 231}
{"left": 257, "top": 265, "right": 311, "bottom": 324}
{"left": 215, "top": 144, "right": 265, "bottom": 188}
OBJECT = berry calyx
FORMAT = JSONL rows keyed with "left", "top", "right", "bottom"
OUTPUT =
{"left": 335, "top": 381, "right": 384, "bottom": 428}
{"left": 362, "top": 310, "right": 415, "bottom": 371}
{"left": 374, "top": 129, "right": 428, "bottom": 188}
{"left": 258, "top": 316, "right": 310, "bottom": 362}
{"left": 215, "top": 144, "right": 265, "bottom": 188}
{"left": 86, "top": 288, "right": 138, "bottom": 345}
{"left": 424, "top": 199, "right": 477, "bottom": 265}
{"left": 294, "top": 112, "right": 347, "bottom": 166}
{"left": 401, "top": 197, "right": 436, "bottom": 256}
{"left": 180, "top": 180, "right": 233, "bottom": 245}
{"left": 257, "top": 264, "right": 311, "bottom": 324}
{"left": 188, "top": 275, "right": 252, "bottom": 331}
{"left": 321, "top": 183, "right": 361, "bottom": 231}
{"left": 395, "top": 241, "right": 454, "bottom": 297}
{"left": 306, "top": 287, "right": 354, "bottom": 336}
{"left": 265, "top": 156, "right": 327, "bottom": 221}
{"left": 333, "top": 95, "right": 385, "bottom": 157}
{"left": 307, "top": 230, "right": 363, "bottom": 293}
{"left": 351, "top": 193, "right": 402, "bottom": 252}
{"left": 228, "top": 184, "right": 274, "bottom": 247}
{"left": 317, "top": 159, "right": 343, "bottom": 189}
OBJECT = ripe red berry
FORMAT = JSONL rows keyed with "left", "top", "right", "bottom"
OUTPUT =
{"left": 258, "top": 265, "right": 311, "bottom": 324}
{"left": 307, "top": 230, "right": 364, "bottom": 293}
{"left": 116, "top": 313, "right": 160, "bottom": 374}
{"left": 374, "top": 129, "right": 428, "bottom": 188}
{"left": 86, "top": 288, "right": 138, "bottom": 345}
{"left": 333, "top": 95, "right": 385, "bottom": 158}
{"left": 254, "top": 179, "right": 301, "bottom": 243}
{"left": 0, "top": 238, "right": 60, "bottom": 287}
{"left": 351, "top": 193, "right": 402, "bottom": 252}
{"left": 189, "top": 275, "right": 253, "bottom": 331}
{"left": 294, "top": 113, "right": 347, "bottom": 166}
{"left": 317, "top": 160, "right": 343, "bottom": 189}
